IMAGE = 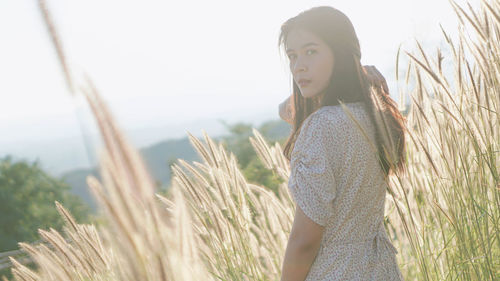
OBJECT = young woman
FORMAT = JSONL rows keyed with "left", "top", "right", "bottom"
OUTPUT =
{"left": 277, "top": 6, "right": 407, "bottom": 281}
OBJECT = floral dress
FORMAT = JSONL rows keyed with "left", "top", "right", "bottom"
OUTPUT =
{"left": 287, "top": 101, "right": 405, "bottom": 281}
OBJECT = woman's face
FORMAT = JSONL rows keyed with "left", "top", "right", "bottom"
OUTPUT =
{"left": 285, "top": 28, "right": 335, "bottom": 99}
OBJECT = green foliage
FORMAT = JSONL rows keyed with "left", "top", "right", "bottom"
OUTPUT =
{"left": 219, "top": 122, "right": 256, "bottom": 168}
{"left": 219, "top": 120, "right": 289, "bottom": 197}
{"left": 0, "top": 155, "right": 91, "bottom": 252}
{"left": 242, "top": 157, "right": 284, "bottom": 197}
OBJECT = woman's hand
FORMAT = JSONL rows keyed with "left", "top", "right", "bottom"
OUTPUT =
{"left": 279, "top": 96, "right": 294, "bottom": 125}
{"left": 362, "top": 65, "right": 389, "bottom": 93}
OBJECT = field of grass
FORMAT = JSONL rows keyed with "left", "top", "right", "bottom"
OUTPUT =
{"left": 2, "top": 0, "right": 499, "bottom": 280}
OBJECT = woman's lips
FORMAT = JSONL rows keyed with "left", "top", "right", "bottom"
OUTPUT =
{"left": 298, "top": 80, "right": 311, "bottom": 86}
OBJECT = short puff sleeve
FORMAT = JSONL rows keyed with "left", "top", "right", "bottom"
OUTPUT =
{"left": 288, "top": 112, "right": 338, "bottom": 227}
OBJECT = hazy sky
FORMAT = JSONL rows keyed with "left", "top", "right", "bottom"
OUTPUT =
{"left": 0, "top": 0, "right": 470, "bottom": 144}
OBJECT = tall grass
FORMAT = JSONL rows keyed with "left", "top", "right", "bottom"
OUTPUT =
{"left": 385, "top": 0, "right": 499, "bottom": 279}
{"left": 2, "top": 0, "right": 498, "bottom": 280}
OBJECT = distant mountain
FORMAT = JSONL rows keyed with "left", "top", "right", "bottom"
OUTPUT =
{"left": 60, "top": 119, "right": 292, "bottom": 212}
{"left": 58, "top": 136, "right": 206, "bottom": 212}
{"left": 60, "top": 167, "right": 100, "bottom": 210}
{"left": 0, "top": 117, "right": 234, "bottom": 177}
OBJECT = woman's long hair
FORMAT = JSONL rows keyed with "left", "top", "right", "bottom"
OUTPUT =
{"left": 278, "top": 6, "right": 407, "bottom": 177}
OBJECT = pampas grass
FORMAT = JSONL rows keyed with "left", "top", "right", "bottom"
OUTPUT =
{"left": 1, "top": 0, "right": 498, "bottom": 280}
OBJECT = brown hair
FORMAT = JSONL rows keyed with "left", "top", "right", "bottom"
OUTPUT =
{"left": 278, "top": 6, "right": 407, "bottom": 177}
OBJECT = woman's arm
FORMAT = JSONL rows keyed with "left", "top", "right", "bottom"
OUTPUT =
{"left": 280, "top": 206, "right": 324, "bottom": 281}
{"left": 279, "top": 95, "right": 294, "bottom": 125}
{"left": 280, "top": 239, "right": 320, "bottom": 281}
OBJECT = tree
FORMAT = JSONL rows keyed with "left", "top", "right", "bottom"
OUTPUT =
{"left": 0, "top": 155, "right": 91, "bottom": 252}
{"left": 218, "top": 120, "right": 287, "bottom": 197}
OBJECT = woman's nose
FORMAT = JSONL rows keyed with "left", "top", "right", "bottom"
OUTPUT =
{"left": 292, "top": 57, "right": 308, "bottom": 74}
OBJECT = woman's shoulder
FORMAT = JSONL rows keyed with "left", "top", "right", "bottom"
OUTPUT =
{"left": 306, "top": 101, "right": 367, "bottom": 129}
{"left": 297, "top": 102, "right": 365, "bottom": 145}
{"left": 299, "top": 101, "right": 375, "bottom": 153}
{"left": 317, "top": 101, "right": 366, "bottom": 118}
{"left": 293, "top": 101, "right": 375, "bottom": 167}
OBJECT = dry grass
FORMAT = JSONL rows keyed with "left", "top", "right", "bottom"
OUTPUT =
{"left": 2, "top": 0, "right": 498, "bottom": 280}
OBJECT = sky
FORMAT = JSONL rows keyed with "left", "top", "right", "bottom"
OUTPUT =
{"left": 0, "top": 0, "right": 472, "bottom": 148}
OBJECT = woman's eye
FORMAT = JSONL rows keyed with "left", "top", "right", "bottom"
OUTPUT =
{"left": 288, "top": 50, "right": 316, "bottom": 60}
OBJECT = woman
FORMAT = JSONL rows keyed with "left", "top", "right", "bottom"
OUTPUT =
{"left": 277, "top": 6, "right": 407, "bottom": 281}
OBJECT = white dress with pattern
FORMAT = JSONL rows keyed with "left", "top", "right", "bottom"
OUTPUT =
{"left": 287, "top": 101, "right": 405, "bottom": 281}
